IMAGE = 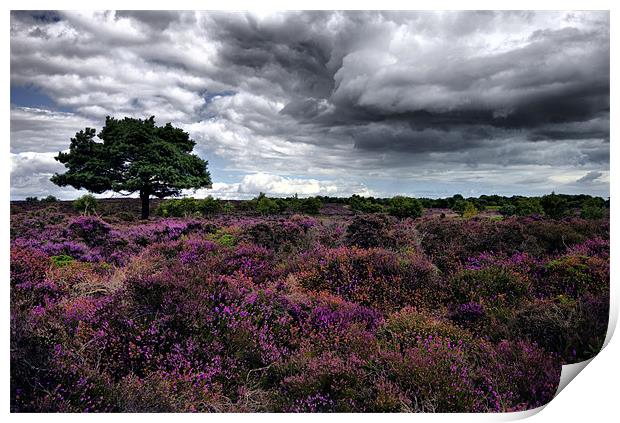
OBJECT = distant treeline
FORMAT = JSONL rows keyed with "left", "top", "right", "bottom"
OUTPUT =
{"left": 24, "top": 192, "right": 609, "bottom": 220}
{"left": 322, "top": 193, "right": 608, "bottom": 219}
{"left": 153, "top": 192, "right": 607, "bottom": 219}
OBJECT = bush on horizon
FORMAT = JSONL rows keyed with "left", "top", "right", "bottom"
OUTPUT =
{"left": 388, "top": 196, "right": 423, "bottom": 219}
{"left": 73, "top": 194, "right": 98, "bottom": 215}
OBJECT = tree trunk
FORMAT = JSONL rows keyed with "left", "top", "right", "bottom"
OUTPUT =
{"left": 140, "top": 189, "right": 150, "bottom": 220}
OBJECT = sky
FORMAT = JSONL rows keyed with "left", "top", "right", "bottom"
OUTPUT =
{"left": 10, "top": 10, "right": 610, "bottom": 200}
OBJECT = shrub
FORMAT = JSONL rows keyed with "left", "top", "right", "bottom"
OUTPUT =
{"left": 478, "top": 340, "right": 561, "bottom": 410}
{"left": 9, "top": 197, "right": 606, "bottom": 412}
{"left": 25, "top": 196, "right": 39, "bottom": 203}
{"left": 570, "top": 293, "right": 609, "bottom": 360}
{"left": 509, "top": 294, "right": 609, "bottom": 363}
{"left": 275, "top": 350, "right": 378, "bottom": 412}
{"left": 254, "top": 193, "right": 281, "bottom": 215}
{"left": 156, "top": 198, "right": 201, "bottom": 217}
{"left": 521, "top": 220, "right": 586, "bottom": 255}
{"left": 243, "top": 221, "right": 309, "bottom": 252}
{"left": 382, "top": 340, "right": 493, "bottom": 412}
{"left": 299, "top": 197, "right": 322, "bottom": 215}
{"left": 541, "top": 254, "right": 609, "bottom": 298}
{"left": 581, "top": 197, "right": 605, "bottom": 220}
{"left": 41, "top": 195, "right": 58, "bottom": 203}
{"left": 515, "top": 197, "right": 543, "bottom": 216}
{"left": 349, "top": 195, "right": 385, "bottom": 213}
{"left": 221, "top": 202, "right": 235, "bottom": 214}
{"left": 208, "top": 230, "right": 237, "bottom": 247}
{"left": 345, "top": 214, "right": 391, "bottom": 248}
{"left": 221, "top": 244, "right": 280, "bottom": 284}
{"left": 451, "top": 199, "right": 467, "bottom": 215}
{"left": 73, "top": 194, "right": 98, "bottom": 215}
{"left": 450, "top": 301, "right": 486, "bottom": 327}
{"left": 10, "top": 246, "right": 50, "bottom": 288}
{"left": 499, "top": 204, "right": 516, "bottom": 216}
{"left": 380, "top": 307, "right": 474, "bottom": 348}
{"left": 567, "top": 237, "right": 609, "bottom": 258}
{"left": 295, "top": 247, "right": 438, "bottom": 310}
{"left": 156, "top": 196, "right": 224, "bottom": 217}
{"left": 449, "top": 267, "right": 530, "bottom": 306}
{"left": 388, "top": 196, "right": 423, "bottom": 219}
{"left": 116, "top": 211, "right": 135, "bottom": 222}
{"left": 67, "top": 216, "right": 111, "bottom": 247}
{"left": 50, "top": 255, "right": 75, "bottom": 268}
{"left": 462, "top": 202, "right": 478, "bottom": 218}
{"left": 114, "top": 372, "right": 226, "bottom": 412}
{"left": 541, "top": 193, "right": 569, "bottom": 219}
{"left": 200, "top": 196, "right": 221, "bottom": 216}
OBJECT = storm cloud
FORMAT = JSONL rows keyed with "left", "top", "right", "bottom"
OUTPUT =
{"left": 10, "top": 10, "right": 610, "bottom": 199}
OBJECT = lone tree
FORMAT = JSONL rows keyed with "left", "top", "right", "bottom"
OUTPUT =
{"left": 51, "top": 116, "right": 211, "bottom": 219}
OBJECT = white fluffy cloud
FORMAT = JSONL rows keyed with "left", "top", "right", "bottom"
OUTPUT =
{"left": 190, "top": 173, "right": 374, "bottom": 199}
{"left": 10, "top": 151, "right": 83, "bottom": 199}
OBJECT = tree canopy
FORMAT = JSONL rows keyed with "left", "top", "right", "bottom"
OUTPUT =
{"left": 51, "top": 116, "right": 211, "bottom": 219}
{"left": 388, "top": 196, "right": 423, "bottom": 219}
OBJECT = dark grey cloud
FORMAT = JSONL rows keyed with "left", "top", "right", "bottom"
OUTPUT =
{"left": 114, "top": 10, "right": 182, "bottom": 31}
{"left": 322, "top": 22, "right": 609, "bottom": 155}
{"left": 577, "top": 170, "right": 603, "bottom": 184}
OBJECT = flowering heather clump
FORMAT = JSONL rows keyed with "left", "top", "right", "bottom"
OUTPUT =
{"left": 541, "top": 254, "right": 609, "bottom": 298}
{"left": 449, "top": 266, "right": 530, "bottom": 306}
{"left": 508, "top": 292, "right": 609, "bottom": 362}
{"left": 67, "top": 216, "right": 111, "bottom": 246}
{"left": 221, "top": 243, "right": 280, "bottom": 284}
{"left": 345, "top": 214, "right": 393, "bottom": 248}
{"left": 566, "top": 237, "right": 610, "bottom": 259}
{"left": 10, "top": 201, "right": 609, "bottom": 412}
{"left": 240, "top": 218, "right": 315, "bottom": 252}
{"left": 10, "top": 246, "right": 50, "bottom": 288}
{"left": 292, "top": 246, "right": 439, "bottom": 310}
{"left": 380, "top": 307, "right": 474, "bottom": 348}
{"left": 450, "top": 302, "right": 486, "bottom": 327}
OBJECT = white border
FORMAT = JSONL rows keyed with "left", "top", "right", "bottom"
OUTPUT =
{"left": 3, "top": 1, "right": 617, "bottom": 421}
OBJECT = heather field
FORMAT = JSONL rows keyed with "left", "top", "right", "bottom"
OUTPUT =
{"left": 10, "top": 199, "right": 610, "bottom": 412}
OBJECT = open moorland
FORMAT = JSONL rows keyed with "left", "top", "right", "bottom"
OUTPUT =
{"left": 10, "top": 196, "right": 609, "bottom": 412}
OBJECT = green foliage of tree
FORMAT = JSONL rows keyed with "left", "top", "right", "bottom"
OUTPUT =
{"left": 51, "top": 116, "right": 211, "bottom": 219}
{"left": 342, "top": 193, "right": 605, "bottom": 216}
{"left": 462, "top": 201, "right": 478, "bottom": 219}
{"left": 499, "top": 204, "right": 517, "bottom": 216}
{"left": 349, "top": 194, "right": 385, "bottom": 213}
{"left": 41, "top": 195, "right": 58, "bottom": 203}
{"left": 448, "top": 194, "right": 465, "bottom": 209}
{"left": 286, "top": 194, "right": 302, "bottom": 212}
{"left": 156, "top": 198, "right": 200, "bottom": 217}
{"left": 221, "top": 202, "right": 235, "bottom": 214}
{"left": 388, "top": 196, "right": 423, "bottom": 219}
{"left": 452, "top": 199, "right": 467, "bottom": 215}
{"left": 25, "top": 197, "right": 39, "bottom": 203}
{"left": 581, "top": 197, "right": 605, "bottom": 220}
{"left": 274, "top": 198, "right": 290, "bottom": 213}
{"left": 299, "top": 197, "right": 323, "bottom": 215}
{"left": 515, "top": 197, "right": 544, "bottom": 216}
{"left": 73, "top": 194, "right": 98, "bottom": 215}
{"left": 540, "top": 192, "right": 569, "bottom": 219}
{"left": 156, "top": 196, "right": 224, "bottom": 217}
{"left": 200, "top": 196, "right": 222, "bottom": 216}
{"left": 255, "top": 193, "right": 281, "bottom": 215}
